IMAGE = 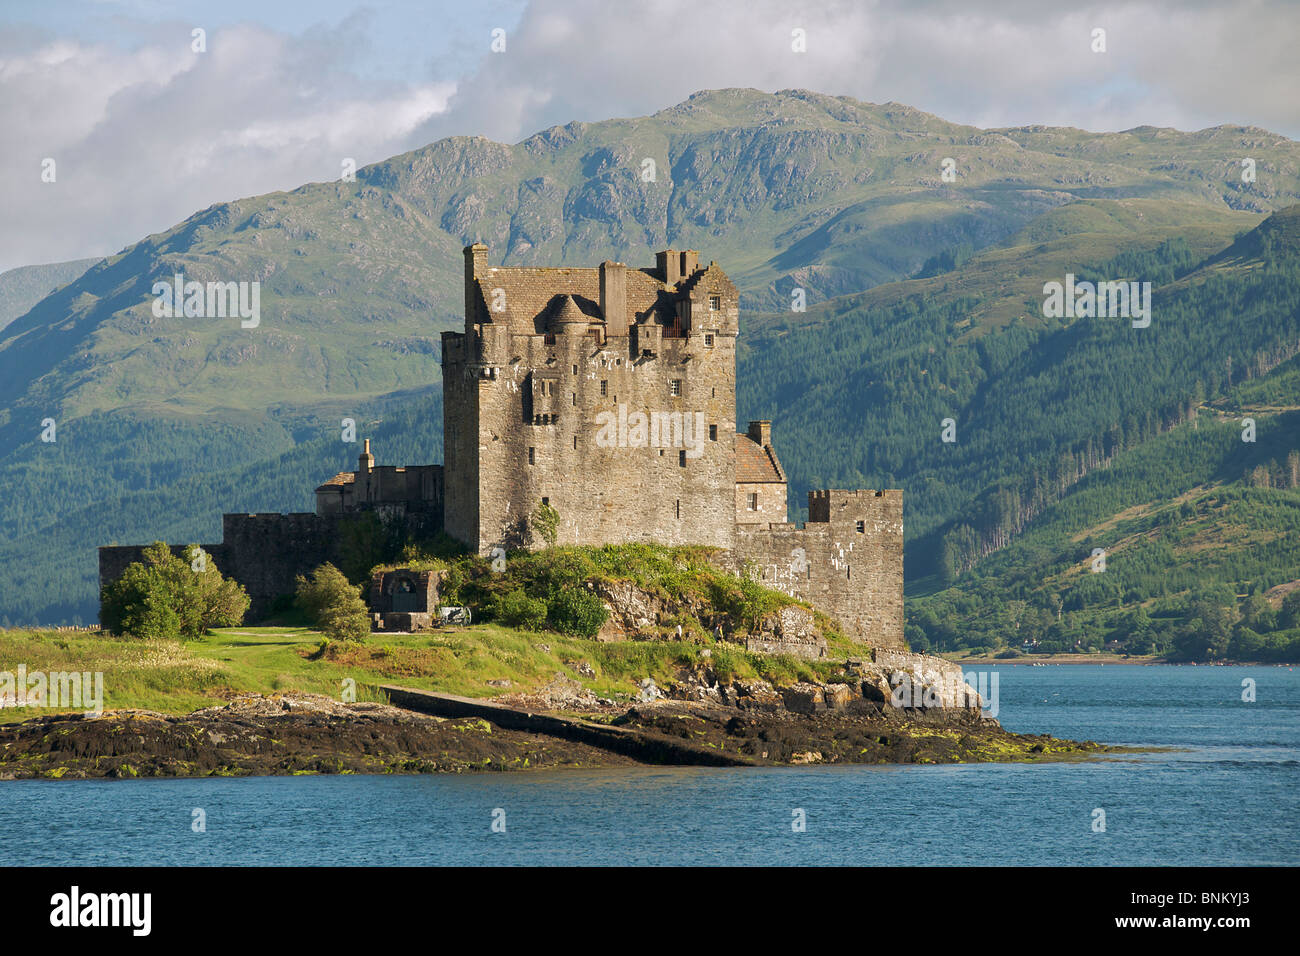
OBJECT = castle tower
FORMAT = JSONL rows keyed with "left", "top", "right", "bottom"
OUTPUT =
{"left": 441, "top": 244, "right": 739, "bottom": 553}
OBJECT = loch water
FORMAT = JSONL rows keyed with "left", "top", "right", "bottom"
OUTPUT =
{"left": 3, "top": 664, "right": 1297, "bottom": 865}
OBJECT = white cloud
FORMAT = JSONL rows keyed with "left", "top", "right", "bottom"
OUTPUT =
{"left": 3, "top": 0, "right": 1297, "bottom": 273}
{"left": 414, "top": 0, "right": 1300, "bottom": 143}
{"left": 0, "top": 20, "right": 453, "bottom": 271}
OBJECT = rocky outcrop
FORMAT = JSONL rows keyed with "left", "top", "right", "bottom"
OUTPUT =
{"left": 593, "top": 578, "right": 830, "bottom": 658}
{"left": 871, "top": 650, "right": 985, "bottom": 711}
{"left": 746, "top": 605, "right": 827, "bottom": 659}
{"left": 645, "top": 649, "right": 983, "bottom": 717}
{"left": 594, "top": 579, "right": 671, "bottom": 640}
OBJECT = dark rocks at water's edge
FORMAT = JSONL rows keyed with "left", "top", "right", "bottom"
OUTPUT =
{"left": 0, "top": 695, "right": 640, "bottom": 780}
{"left": 0, "top": 678, "right": 1114, "bottom": 780}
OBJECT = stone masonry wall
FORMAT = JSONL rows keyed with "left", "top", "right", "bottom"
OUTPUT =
{"left": 735, "top": 480, "right": 787, "bottom": 524}
{"left": 728, "top": 490, "right": 905, "bottom": 651}
{"left": 443, "top": 328, "right": 740, "bottom": 553}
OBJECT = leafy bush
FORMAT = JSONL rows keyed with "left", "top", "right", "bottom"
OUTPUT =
{"left": 494, "top": 589, "right": 548, "bottom": 631}
{"left": 101, "top": 542, "right": 249, "bottom": 639}
{"left": 295, "top": 563, "right": 371, "bottom": 642}
{"left": 546, "top": 585, "right": 609, "bottom": 637}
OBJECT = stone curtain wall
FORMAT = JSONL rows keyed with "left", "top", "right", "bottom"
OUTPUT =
{"left": 99, "top": 515, "right": 341, "bottom": 623}
{"left": 731, "top": 490, "right": 905, "bottom": 651}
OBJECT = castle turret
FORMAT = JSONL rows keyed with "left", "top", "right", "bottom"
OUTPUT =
{"left": 549, "top": 295, "right": 590, "bottom": 345}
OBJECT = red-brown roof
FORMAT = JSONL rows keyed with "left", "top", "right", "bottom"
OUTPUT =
{"left": 735, "top": 434, "right": 785, "bottom": 483}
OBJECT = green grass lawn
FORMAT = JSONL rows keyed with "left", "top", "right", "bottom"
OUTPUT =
{"left": 0, "top": 624, "right": 844, "bottom": 723}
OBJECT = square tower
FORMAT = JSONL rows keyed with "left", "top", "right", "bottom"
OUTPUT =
{"left": 441, "top": 246, "right": 740, "bottom": 553}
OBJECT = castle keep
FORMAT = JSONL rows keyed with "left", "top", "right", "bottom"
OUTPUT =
{"left": 100, "top": 247, "right": 904, "bottom": 650}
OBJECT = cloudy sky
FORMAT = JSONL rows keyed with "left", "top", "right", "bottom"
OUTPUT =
{"left": 3, "top": 0, "right": 1297, "bottom": 273}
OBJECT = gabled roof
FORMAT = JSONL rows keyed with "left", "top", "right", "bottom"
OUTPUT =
{"left": 735, "top": 434, "right": 786, "bottom": 483}
{"left": 475, "top": 265, "right": 670, "bottom": 333}
{"left": 315, "top": 471, "right": 355, "bottom": 493}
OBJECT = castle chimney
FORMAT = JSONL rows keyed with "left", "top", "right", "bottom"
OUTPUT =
{"left": 464, "top": 242, "right": 488, "bottom": 326}
{"left": 599, "top": 261, "right": 627, "bottom": 327}
{"left": 680, "top": 250, "right": 699, "bottom": 279}
{"left": 359, "top": 438, "right": 374, "bottom": 473}
{"left": 747, "top": 421, "right": 772, "bottom": 448}
{"left": 657, "top": 248, "right": 680, "bottom": 286}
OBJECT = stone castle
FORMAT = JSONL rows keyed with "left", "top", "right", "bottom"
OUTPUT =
{"left": 100, "top": 246, "right": 903, "bottom": 650}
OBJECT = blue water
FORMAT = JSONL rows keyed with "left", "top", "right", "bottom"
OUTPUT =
{"left": 2, "top": 665, "right": 1297, "bottom": 865}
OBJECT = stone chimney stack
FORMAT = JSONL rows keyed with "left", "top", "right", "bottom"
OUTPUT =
{"left": 359, "top": 438, "right": 375, "bottom": 473}
{"left": 747, "top": 421, "right": 772, "bottom": 448}
{"left": 657, "top": 248, "right": 681, "bottom": 286}
{"left": 599, "top": 261, "right": 627, "bottom": 327}
{"left": 464, "top": 242, "right": 488, "bottom": 326}
{"left": 680, "top": 250, "right": 699, "bottom": 279}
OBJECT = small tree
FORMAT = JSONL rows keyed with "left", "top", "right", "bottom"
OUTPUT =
{"left": 529, "top": 501, "right": 560, "bottom": 549}
{"left": 493, "top": 589, "right": 548, "bottom": 631}
{"left": 101, "top": 542, "right": 249, "bottom": 638}
{"left": 295, "top": 562, "right": 371, "bottom": 642}
{"left": 546, "top": 585, "right": 608, "bottom": 637}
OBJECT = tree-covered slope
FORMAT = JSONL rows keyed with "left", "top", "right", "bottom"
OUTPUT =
{"left": 2, "top": 89, "right": 1299, "bottom": 625}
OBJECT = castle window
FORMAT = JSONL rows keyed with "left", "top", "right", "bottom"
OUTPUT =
{"left": 748, "top": 493, "right": 758, "bottom": 511}
{"left": 573, "top": 435, "right": 577, "bottom": 450}
{"left": 709, "top": 295, "right": 721, "bottom": 311}
{"left": 572, "top": 364, "right": 578, "bottom": 374}
{"left": 704, "top": 333, "right": 715, "bottom": 347}
{"left": 679, "top": 450, "right": 686, "bottom": 467}
{"left": 856, "top": 520, "right": 865, "bottom": 533}
{"left": 600, "top": 380, "right": 607, "bottom": 396}
{"left": 572, "top": 393, "right": 576, "bottom": 405}
{"left": 528, "top": 447, "right": 535, "bottom": 465}
{"left": 541, "top": 497, "right": 549, "bottom": 506}
{"left": 669, "top": 379, "right": 682, "bottom": 397}
{"left": 709, "top": 424, "right": 717, "bottom": 441}
{"left": 676, "top": 499, "right": 680, "bottom": 519}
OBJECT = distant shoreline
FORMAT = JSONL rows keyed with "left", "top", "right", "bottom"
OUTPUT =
{"left": 942, "top": 653, "right": 1292, "bottom": 666}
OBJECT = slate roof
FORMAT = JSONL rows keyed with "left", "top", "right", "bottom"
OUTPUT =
{"left": 315, "top": 471, "right": 355, "bottom": 493}
{"left": 474, "top": 266, "right": 670, "bottom": 333}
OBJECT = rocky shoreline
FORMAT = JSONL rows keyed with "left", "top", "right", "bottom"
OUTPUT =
{"left": 0, "top": 661, "right": 1119, "bottom": 780}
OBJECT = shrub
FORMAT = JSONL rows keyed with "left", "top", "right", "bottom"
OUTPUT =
{"left": 546, "top": 585, "right": 609, "bottom": 637}
{"left": 295, "top": 563, "right": 371, "bottom": 642}
{"left": 494, "top": 589, "right": 548, "bottom": 631}
{"left": 530, "top": 501, "right": 560, "bottom": 548}
{"left": 101, "top": 542, "right": 249, "bottom": 639}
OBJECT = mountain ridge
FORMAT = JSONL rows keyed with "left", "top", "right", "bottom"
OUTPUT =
{"left": 1, "top": 88, "right": 1298, "bottom": 625}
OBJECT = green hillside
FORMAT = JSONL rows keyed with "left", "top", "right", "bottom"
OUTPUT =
{"left": 1, "top": 88, "right": 1298, "bottom": 625}
{"left": 907, "top": 401, "right": 1300, "bottom": 662}
{"left": 0, "top": 258, "right": 101, "bottom": 330}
